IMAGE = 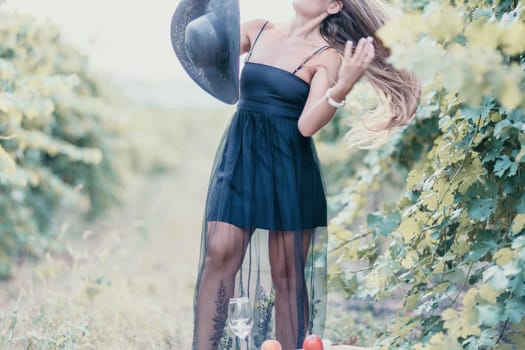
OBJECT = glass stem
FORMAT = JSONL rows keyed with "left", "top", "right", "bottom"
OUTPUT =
{"left": 237, "top": 336, "right": 243, "bottom": 350}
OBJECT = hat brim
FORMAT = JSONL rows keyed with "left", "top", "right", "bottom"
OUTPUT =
{"left": 170, "top": 0, "right": 240, "bottom": 105}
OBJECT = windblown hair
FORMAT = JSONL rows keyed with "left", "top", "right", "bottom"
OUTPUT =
{"left": 321, "top": 0, "right": 421, "bottom": 149}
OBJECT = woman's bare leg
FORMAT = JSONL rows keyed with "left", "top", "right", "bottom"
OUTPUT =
{"left": 268, "top": 229, "right": 313, "bottom": 349}
{"left": 194, "top": 221, "right": 253, "bottom": 350}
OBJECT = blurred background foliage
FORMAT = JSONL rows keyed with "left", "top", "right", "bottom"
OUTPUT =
{"left": 316, "top": 0, "right": 525, "bottom": 348}
{"left": 0, "top": 10, "right": 179, "bottom": 279}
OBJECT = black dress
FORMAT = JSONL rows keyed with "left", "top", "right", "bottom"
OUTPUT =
{"left": 193, "top": 21, "right": 329, "bottom": 350}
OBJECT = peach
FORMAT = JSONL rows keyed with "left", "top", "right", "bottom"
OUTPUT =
{"left": 261, "top": 339, "right": 282, "bottom": 350}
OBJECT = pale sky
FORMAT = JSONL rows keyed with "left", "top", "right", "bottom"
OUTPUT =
{"left": 7, "top": 0, "right": 294, "bottom": 84}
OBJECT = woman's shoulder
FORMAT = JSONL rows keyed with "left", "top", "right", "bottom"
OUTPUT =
{"left": 240, "top": 19, "right": 271, "bottom": 53}
{"left": 309, "top": 45, "right": 342, "bottom": 79}
{"left": 241, "top": 19, "right": 271, "bottom": 35}
{"left": 313, "top": 45, "right": 342, "bottom": 67}
{"left": 320, "top": 46, "right": 341, "bottom": 61}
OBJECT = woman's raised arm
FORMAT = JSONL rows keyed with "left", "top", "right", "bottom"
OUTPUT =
{"left": 298, "top": 38, "right": 375, "bottom": 137}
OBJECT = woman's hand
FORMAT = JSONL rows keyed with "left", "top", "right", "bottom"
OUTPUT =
{"left": 331, "top": 37, "right": 375, "bottom": 98}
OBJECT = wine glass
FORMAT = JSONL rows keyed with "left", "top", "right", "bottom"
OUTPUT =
{"left": 227, "top": 297, "right": 253, "bottom": 350}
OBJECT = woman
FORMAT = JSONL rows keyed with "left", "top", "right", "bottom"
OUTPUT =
{"left": 192, "top": 0, "right": 420, "bottom": 349}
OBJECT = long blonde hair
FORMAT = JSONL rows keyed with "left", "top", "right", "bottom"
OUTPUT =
{"left": 321, "top": 0, "right": 421, "bottom": 148}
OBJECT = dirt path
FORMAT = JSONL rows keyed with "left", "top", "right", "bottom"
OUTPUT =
{"left": 116, "top": 111, "right": 232, "bottom": 346}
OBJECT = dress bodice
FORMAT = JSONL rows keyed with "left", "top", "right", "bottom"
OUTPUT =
{"left": 236, "top": 19, "right": 331, "bottom": 119}
{"left": 237, "top": 62, "right": 310, "bottom": 118}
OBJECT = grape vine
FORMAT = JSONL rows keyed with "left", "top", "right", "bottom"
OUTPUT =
{"left": 321, "top": 1, "right": 525, "bottom": 349}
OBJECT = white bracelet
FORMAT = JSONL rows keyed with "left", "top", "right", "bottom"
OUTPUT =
{"left": 325, "top": 88, "right": 346, "bottom": 108}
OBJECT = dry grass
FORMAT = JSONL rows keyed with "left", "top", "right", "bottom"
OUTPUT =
{"left": 1, "top": 232, "right": 181, "bottom": 349}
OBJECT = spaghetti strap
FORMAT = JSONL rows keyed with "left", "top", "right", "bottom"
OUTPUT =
{"left": 292, "top": 45, "right": 332, "bottom": 75}
{"left": 245, "top": 20, "right": 270, "bottom": 63}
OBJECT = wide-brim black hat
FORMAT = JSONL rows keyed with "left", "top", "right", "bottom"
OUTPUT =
{"left": 170, "top": 0, "right": 240, "bottom": 104}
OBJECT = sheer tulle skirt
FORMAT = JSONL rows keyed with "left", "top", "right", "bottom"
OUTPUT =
{"left": 192, "top": 109, "right": 328, "bottom": 350}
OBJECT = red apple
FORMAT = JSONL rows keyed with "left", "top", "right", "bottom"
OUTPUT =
{"left": 303, "top": 334, "right": 323, "bottom": 350}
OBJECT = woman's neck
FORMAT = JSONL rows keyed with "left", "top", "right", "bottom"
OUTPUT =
{"left": 285, "top": 14, "right": 326, "bottom": 42}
